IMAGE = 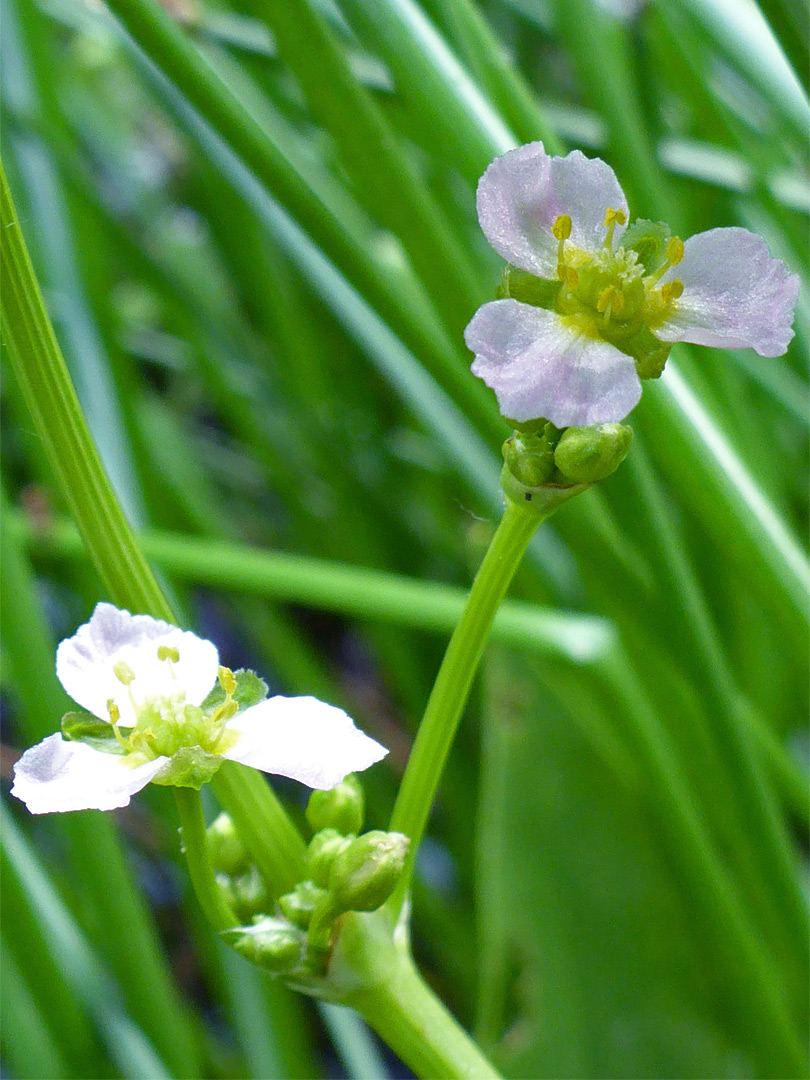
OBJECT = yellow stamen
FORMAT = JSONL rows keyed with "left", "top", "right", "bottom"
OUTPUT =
{"left": 218, "top": 666, "right": 237, "bottom": 695}
{"left": 113, "top": 660, "right": 135, "bottom": 685}
{"left": 597, "top": 286, "right": 624, "bottom": 316}
{"left": 603, "top": 207, "right": 627, "bottom": 248}
{"left": 649, "top": 235, "right": 685, "bottom": 284}
{"left": 552, "top": 214, "right": 572, "bottom": 241}
{"left": 661, "top": 279, "right": 684, "bottom": 303}
{"left": 157, "top": 645, "right": 180, "bottom": 663}
{"left": 107, "top": 699, "right": 129, "bottom": 749}
{"left": 563, "top": 267, "right": 579, "bottom": 289}
{"left": 552, "top": 214, "right": 572, "bottom": 282}
{"left": 213, "top": 700, "right": 239, "bottom": 726}
{"left": 666, "top": 236, "right": 684, "bottom": 266}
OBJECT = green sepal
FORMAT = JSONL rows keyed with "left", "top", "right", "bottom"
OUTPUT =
{"left": 226, "top": 917, "right": 303, "bottom": 973}
{"left": 202, "top": 668, "right": 268, "bottom": 713}
{"left": 151, "top": 746, "right": 223, "bottom": 789}
{"left": 61, "top": 711, "right": 126, "bottom": 754}
{"left": 497, "top": 266, "right": 559, "bottom": 309}
{"left": 279, "top": 880, "right": 328, "bottom": 930}
{"left": 553, "top": 423, "right": 633, "bottom": 483}
{"left": 502, "top": 424, "right": 562, "bottom": 487}
{"left": 500, "top": 459, "right": 591, "bottom": 517}
{"left": 620, "top": 219, "right": 671, "bottom": 273}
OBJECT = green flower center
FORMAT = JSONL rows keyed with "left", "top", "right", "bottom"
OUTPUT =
{"left": 500, "top": 210, "right": 685, "bottom": 380}
{"left": 106, "top": 652, "right": 238, "bottom": 761}
{"left": 552, "top": 210, "right": 684, "bottom": 349}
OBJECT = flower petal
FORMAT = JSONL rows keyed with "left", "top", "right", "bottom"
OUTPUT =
{"left": 549, "top": 151, "right": 629, "bottom": 254}
{"left": 656, "top": 227, "right": 799, "bottom": 356}
{"left": 222, "top": 696, "right": 388, "bottom": 790}
{"left": 56, "top": 603, "right": 219, "bottom": 726}
{"left": 10, "top": 735, "right": 167, "bottom": 814}
{"left": 465, "top": 299, "right": 641, "bottom": 427}
{"left": 477, "top": 143, "right": 628, "bottom": 277}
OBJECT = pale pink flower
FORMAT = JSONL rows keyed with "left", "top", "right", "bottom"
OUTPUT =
{"left": 466, "top": 142, "right": 799, "bottom": 428}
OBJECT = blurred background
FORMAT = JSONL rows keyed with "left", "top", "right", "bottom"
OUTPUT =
{"left": 1, "top": 0, "right": 808, "bottom": 1076}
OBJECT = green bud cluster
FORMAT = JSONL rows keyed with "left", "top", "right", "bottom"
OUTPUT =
{"left": 207, "top": 812, "right": 270, "bottom": 924}
{"left": 501, "top": 420, "right": 633, "bottom": 512}
{"left": 208, "top": 779, "right": 409, "bottom": 980}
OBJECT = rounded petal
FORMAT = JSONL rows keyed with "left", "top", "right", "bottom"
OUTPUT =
{"left": 222, "top": 696, "right": 388, "bottom": 790}
{"left": 465, "top": 299, "right": 642, "bottom": 427}
{"left": 549, "top": 151, "right": 628, "bottom": 254}
{"left": 477, "top": 142, "right": 557, "bottom": 277}
{"left": 56, "top": 603, "right": 219, "bottom": 726}
{"left": 10, "top": 734, "right": 167, "bottom": 814}
{"left": 477, "top": 144, "right": 628, "bottom": 277}
{"left": 656, "top": 228, "right": 799, "bottom": 356}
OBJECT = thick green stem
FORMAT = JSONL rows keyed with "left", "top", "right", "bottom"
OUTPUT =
{"left": 174, "top": 789, "right": 238, "bottom": 931}
{"left": 389, "top": 497, "right": 543, "bottom": 909}
{"left": 329, "top": 910, "right": 501, "bottom": 1080}
{"left": 352, "top": 953, "right": 499, "bottom": 1080}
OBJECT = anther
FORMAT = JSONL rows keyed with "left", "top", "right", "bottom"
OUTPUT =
{"left": 213, "top": 700, "right": 239, "bottom": 726}
{"left": 218, "top": 666, "right": 237, "bottom": 696}
{"left": 661, "top": 279, "right": 684, "bottom": 303}
{"left": 597, "top": 286, "right": 624, "bottom": 317}
{"left": 552, "top": 214, "right": 572, "bottom": 241}
{"left": 107, "top": 699, "right": 129, "bottom": 750}
{"left": 552, "top": 215, "right": 573, "bottom": 282}
{"left": 157, "top": 645, "right": 180, "bottom": 663}
{"left": 603, "top": 207, "right": 626, "bottom": 248}
{"left": 666, "top": 236, "right": 684, "bottom": 266}
{"left": 113, "top": 660, "right": 136, "bottom": 685}
{"left": 649, "top": 236, "right": 685, "bottom": 284}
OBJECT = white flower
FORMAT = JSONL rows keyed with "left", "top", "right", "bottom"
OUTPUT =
{"left": 12, "top": 603, "right": 387, "bottom": 815}
{"left": 465, "top": 141, "right": 799, "bottom": 428}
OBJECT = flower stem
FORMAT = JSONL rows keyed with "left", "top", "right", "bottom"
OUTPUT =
{"left": 388, "top": 497, "right": 544, "bottom": 912}
{"left": 330, "top": 910, "right": 501, "bottom": 1080}
{"left": 351, "top": 951, "right": 500, "bottom": 1080}
{"left": 212, "top": 763, "right": 307, "bottom": 901}
{"left": 174, "top": 788, "right": 238, "bottom": 932}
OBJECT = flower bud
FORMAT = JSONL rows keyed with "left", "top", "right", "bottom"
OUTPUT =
{"left": 327, "top": 830, "right": 409, "bottom": 914}
{"left": 308, "top": 828, "right": 354, "bottom": 888}
{"left": 206, "top": 812, "right": 250, "bottom": 876}
{"left": 230, "top": 918, "right": 302, "bottom": 973}
{"left": 553, "top": 423, "right": 633, "bottom": 483}
{"left": 502, "top": 429, "right": 557, "bottom": 487}
{"left": 305, "top": 775, "right": 364, "bottom": 836}
{"left": 278, "top": 880, "right": 327, "bottom": 930}
{"left": 229, "top": 866, "right": 269, "bottom": 920}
